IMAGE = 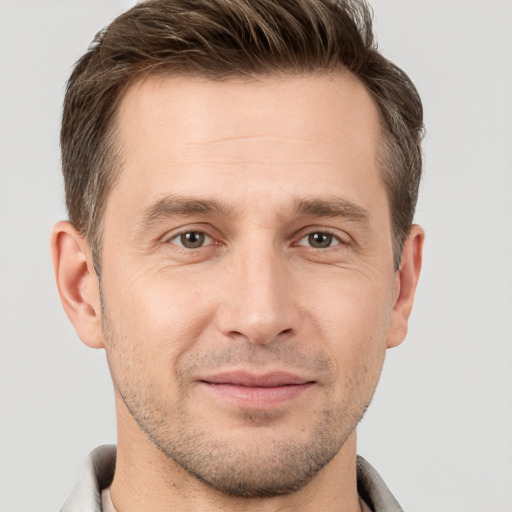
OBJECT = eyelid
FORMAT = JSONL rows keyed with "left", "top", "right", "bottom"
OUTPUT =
{"left": 159, "top": 224, "right": 351, "bottom": 249}
{"left": 161, "top": 225, "right": 217, "bottom": 247}
{"left": 170, "top": 231, "right": 213, "bottom": 248}
{"left": 294, "top": 227, "right": 351, "bottom": 248}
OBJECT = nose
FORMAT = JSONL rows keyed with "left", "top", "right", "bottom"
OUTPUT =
{"left": 214, "top": 244, "right": 299, "bottom": 345}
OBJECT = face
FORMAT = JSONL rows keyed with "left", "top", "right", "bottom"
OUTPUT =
{"left": 99, "top": 73, "right": 399, "bottom": 496}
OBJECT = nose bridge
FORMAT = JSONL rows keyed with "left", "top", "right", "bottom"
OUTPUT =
{"left": 218, "top": 237, "right": 296, "bottom": 344}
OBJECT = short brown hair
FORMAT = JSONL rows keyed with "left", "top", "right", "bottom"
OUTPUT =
{"left": 61, "top": 0, "right": 423, "bottom": 269}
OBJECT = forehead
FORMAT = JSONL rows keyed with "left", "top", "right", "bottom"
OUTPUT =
{"left": 110, "top": 73, "right": 383, "bottom": 219}
{"left": 117, "top": 72, "right": 380, "bottom": 156}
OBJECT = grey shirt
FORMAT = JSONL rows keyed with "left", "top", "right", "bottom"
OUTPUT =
{"left": 61, "top": 445, "right": 404, "bottom": 512}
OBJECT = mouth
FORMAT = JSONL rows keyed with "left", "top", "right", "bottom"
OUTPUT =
{"left": 198, "top": 371, "right": 316, "bottom": 407}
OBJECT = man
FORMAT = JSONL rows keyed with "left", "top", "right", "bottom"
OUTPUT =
{"left": 51, "top": 0, "right": 424, "bottom": 510}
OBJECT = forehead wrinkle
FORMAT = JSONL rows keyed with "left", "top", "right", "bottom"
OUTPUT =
{"left": 182, "top": 134, "right": 342, "bottom": 147}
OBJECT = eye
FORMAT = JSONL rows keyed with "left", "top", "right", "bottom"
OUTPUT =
{"left": 169, "top": 230, "right": 213, "bottom": 249}
{"left": 297, "top": 231, "right": 342, "bottom": 249}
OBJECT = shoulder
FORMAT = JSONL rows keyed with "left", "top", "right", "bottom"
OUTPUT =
{"left": 60, "top": 445, "right": 117, "bottom": 512}
{"left": 356, "top": 455, "right": 404, "bottom": 512}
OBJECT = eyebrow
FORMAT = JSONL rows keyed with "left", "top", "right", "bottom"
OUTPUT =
{"left": 139, "top": 195, "right": 233, "bottom": 229}
{"left": 138, "top": 194, "right": 370, "bottom": 231}
{"left": 293, "top": 198, "right": 370, "bottom": 223}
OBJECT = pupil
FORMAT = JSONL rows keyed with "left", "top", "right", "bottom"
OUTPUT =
{"left": 181, "top": 231, "right": 204, "bottom": 248}
{"left": 309, "top": 232, "right": 332, "bottom": 248}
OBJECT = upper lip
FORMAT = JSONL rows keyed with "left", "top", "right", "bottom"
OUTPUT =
{"left": 199, "top": 371, "right": 314, "bottom": 388}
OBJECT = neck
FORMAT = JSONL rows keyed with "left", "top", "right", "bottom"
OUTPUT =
{"left": 111, "top": 398, "right": 362, "bottom": 512}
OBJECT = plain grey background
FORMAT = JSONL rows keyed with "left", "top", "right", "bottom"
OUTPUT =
{"left": 1, "top": 1, "right": 511, "bottom": 511}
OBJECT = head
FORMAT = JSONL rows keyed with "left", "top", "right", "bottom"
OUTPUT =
{"left": 53, "top": 0, "right": 424, "bottom": 501}
{"left": 61, "top": 0, "right": 423, "bottom": 271}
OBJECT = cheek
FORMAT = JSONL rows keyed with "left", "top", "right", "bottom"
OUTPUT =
{"left": 101, "top": 267, "right": 218, "bottom": 380}
{"left": 303, "top": 273, "right": 392, "bottom": 376}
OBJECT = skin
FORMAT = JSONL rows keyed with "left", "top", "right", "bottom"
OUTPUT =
{"left": 52, "top": 73, "right": 423, "bottom": 512}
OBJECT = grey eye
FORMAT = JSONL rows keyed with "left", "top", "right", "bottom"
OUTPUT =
{"left": 171, "top": 231, "right": 212, "bottom": 249}
{"left": 308, "top": 232, "right": 334, "bottom": 248}
{"left": 297, "top": 232, "right": 341, "bottom": 249}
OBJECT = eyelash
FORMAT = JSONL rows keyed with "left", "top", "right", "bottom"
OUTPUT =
{"left": 295, "top": 230, "right": 347, "bottom": 249}
{"left": 167, "top": 230, "right": 215, "bottom": 249}
{"left": 165, "top": 228, "right": 348, "bottom": 250}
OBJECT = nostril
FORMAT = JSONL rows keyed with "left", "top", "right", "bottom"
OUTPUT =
{"left": 279, "top": 328, "right": 292, "bottom": 336}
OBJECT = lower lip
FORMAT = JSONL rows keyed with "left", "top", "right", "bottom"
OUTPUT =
{"left": 200, "top": 382, "right": 314, "bottom": 407}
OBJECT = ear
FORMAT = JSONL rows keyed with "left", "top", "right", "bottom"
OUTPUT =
{"left": 50, "top": 221, "right": 104, "bottom": 349}
{"left": 387, "top": 224, "right": 424, "bottom": 349}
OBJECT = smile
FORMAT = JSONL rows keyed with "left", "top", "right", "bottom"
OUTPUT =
{"left": 198, "top": 371, "right": 316, "bottom": 408}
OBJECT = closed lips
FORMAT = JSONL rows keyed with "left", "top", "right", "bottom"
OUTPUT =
{"left": 199, "top": 371, "right": 314, "bottom": 387}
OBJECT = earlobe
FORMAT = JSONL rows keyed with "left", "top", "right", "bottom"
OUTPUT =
{"left": 50, "top": 221, "right": 105, "bottom": 349}
{"left": 387, "top": 224, "right": 424, "bottom": 349}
